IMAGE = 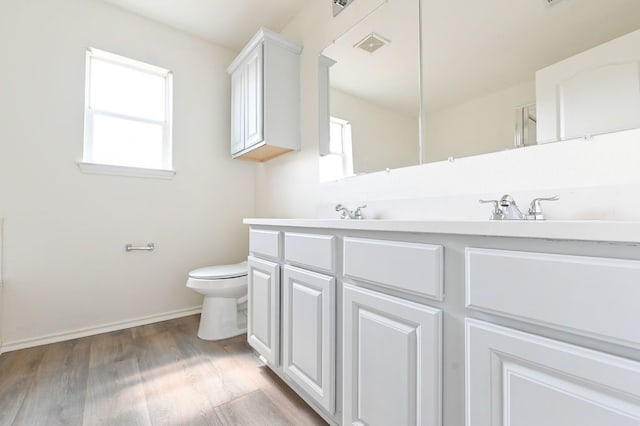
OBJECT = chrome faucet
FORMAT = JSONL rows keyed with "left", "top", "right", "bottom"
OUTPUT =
{"left": 335, "top": 204, "right": 367, "bottom": 220}
{"left": 499, "top": 194, "right": 526, "bottom": 220}
{"left": 479, "top": 194, "right": 558, "bottom": 220}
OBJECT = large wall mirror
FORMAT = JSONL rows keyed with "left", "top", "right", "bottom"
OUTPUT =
{"left": 320, "top": 0, "right": 640, "bottom": 180}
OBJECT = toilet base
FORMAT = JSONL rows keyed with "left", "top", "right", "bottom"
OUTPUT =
{"left": 198, "top": 296, "right": 246, "bottom": 341}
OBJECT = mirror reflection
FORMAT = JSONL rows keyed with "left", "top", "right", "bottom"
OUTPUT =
{"left": 320, "top": 0, "right": 421, "bottom": 181}
{"left": 421, "top": 0, "right": 640, "bottom": 163}
{"left": 320, "top": 0, "right": 640, "bottom": 181}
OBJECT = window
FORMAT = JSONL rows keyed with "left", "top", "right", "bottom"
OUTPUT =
{"left": 81, "top": 48, "right": 173, "bottom": 177}
{"left": 319, "top": 117, "right": 354, "bottom": 182}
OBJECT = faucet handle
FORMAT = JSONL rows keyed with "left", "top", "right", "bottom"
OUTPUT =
{"left": 528, "top": 196, "right": 559, "bottom": 220}
{"left": 353, "top": 204, "right": 367, "bottom": 220}
{"left": 479, "top": 199, "right": 504, "bottom": 220}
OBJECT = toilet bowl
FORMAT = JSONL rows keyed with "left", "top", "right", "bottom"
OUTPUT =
{"left": 186, "top": 261, "right": 248, "bottom": 340}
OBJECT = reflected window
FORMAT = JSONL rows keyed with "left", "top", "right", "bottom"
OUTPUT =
{"left": 319, "top": 117, "right": 354, "bottom": 182}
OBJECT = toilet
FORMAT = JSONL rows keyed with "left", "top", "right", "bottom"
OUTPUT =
{"left": 186, "top": 261, "right": 248, "bottom": 340}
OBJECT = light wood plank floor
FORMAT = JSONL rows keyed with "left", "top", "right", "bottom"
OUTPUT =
{"left": 0, "top": 315, "right": 328, "bottom": 426}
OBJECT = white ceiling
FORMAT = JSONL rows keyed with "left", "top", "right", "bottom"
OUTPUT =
{"left": 101, "top": 0, "right": 312, "bottom": 50}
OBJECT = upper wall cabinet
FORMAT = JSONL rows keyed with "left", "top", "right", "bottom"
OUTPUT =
{"left": 227, "top": 28, "right": 303, "bottom": 162}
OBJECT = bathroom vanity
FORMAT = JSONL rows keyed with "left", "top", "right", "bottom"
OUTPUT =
{"left": 244, "top": 218, "right": 640, "bottom": 426}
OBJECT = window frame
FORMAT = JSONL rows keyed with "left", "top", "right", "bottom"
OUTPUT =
{"left": 80, "top": 48, "right": 174, "bottom": 178}
{"left": 319, "top": 116, "right": 354, "bottom": 182}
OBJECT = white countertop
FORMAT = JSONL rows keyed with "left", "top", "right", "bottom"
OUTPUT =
{"left": 243, "top": 218, "right": 640, "bottom": 244}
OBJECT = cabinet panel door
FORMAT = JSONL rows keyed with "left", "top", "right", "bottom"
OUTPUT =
{"left": 466, "top": 319, "right": 640, "bottom": 426}
{"left": 282, "top": 265, "right": 335, "bottom": 414}
{"left": 243, "top": 45, "right": 264, "bottom": 149}
{"left": 343, "top": 284, "right": 442, "bottom": 426}
{"left": 230, "top": 68, "right": 245, "bottom": 154}
{"left": 247, "top": 256, "right": 279, "bottom": 366}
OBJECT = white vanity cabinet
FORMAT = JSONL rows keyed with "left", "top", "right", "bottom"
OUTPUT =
{"left": 245, "top": 219, "right": 640, "bottom": 426}
{"left": 248, "top": 228, "right": 338, "bottom": 422}
{"left": 227, "top": 28, "right": 302, "bottom": 162}
{"left": 342, "top": 237, "right": 443, "bottom": 426}
{"left": 282, "top": 232, "right": 337, "bottom": 415}
{"left": 465, "top": 247, "right": 640, "bottom": 426}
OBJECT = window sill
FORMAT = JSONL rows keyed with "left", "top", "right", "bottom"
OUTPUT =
{"left": 77, "top": 162, "right": 176, "bottom": 179}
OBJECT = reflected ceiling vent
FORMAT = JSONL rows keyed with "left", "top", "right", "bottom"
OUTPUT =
{"left": 354, "top": 33, "right": 389, "bottom": 53}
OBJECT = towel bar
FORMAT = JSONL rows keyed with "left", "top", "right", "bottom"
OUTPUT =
{"left": 125, "top": 243, "right": 155, "bottom": 252}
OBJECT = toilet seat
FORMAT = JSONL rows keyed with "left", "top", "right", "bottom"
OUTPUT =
{"left": 189, "top": 261, "right": 247, "bottom": 280}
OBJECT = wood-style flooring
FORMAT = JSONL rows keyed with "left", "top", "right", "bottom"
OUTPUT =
{"left": 0, "top": 315, "right": 328, "bottom": 426}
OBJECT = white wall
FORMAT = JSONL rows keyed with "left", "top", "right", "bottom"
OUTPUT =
{"left": 0, "top": 0, "right": 255, "bottom": 349}
{"left": 331, "top": 89, "right": 418, "bottom": 173}
{"left": 254, "top": 0, "right": 640, "bottom": 221}
{"left": 423, "top": 80, "right": 535, "bottom": 163}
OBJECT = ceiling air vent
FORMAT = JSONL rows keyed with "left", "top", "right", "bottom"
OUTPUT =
{"left": 355, "top": 33, "right": 389, "bottom": 54}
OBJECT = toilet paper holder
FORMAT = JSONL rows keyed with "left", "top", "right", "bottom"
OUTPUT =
{"left": 125, "top": 243, "right": 155, "bottom": 252}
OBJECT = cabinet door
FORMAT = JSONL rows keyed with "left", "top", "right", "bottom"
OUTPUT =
{"left": 243, "top": 44, "right": 264, "bottom": 149}
{"left": 282, "top": 265, "right": 336, "bottom": 414}
{"left": 466, "top": 319, "right": 640, "bottom": 426}
{"left": 247, "top": 256, "right": 280, "bottom": 366}
{"left": 230, "top": 68, "right": 245, "bottom": 154}
{"left": 343, "top": 284, "right": 442, "bottom": 426}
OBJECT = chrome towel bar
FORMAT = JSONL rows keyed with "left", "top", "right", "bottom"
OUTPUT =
{"left": 125, "top": 243, "right": 155, "bottom": 252}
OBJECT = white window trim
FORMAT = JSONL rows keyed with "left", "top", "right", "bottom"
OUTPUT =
{"left": 331, "top": 117, "right": 354, "bottom": 176}
{"left": 81, "top": 48, "right": 175, "bottom": 178}
{"left": 77, "top": 162, "right": 176, "bottom": 179}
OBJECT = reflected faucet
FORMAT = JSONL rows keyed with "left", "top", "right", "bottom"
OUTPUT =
{"left": 336, "top": 204, "right": 367, "bottom": 220}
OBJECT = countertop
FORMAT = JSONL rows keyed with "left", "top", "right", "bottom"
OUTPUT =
{"left": 243, "top": 218, "right": 640, "bottom": 244}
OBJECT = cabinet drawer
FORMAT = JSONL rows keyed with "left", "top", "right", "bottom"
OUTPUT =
{"left": 249, "top": 229, "right": 281, "bottom": 260}
{"left": 343, "top": 237, "right": 444, "bottom": 301}
{"left": 284, "top": 232, "right": 336, "bottom": 273}
{"left": 465, "top": 247, "right": 640, "bottom": 348}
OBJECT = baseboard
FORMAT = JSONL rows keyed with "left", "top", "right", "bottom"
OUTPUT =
{"left": 0, "top": 306, "right": 202, "bottom": 354}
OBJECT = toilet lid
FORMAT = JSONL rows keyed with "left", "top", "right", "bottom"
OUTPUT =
{"left": 189, "top": 261, "right": 248, "bottom": 279}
